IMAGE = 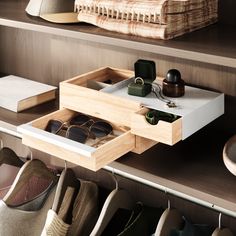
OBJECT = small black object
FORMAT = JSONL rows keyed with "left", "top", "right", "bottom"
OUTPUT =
{"left": 145, "top": 110, "right": 179, "bottom": 125}
{"left": 165, "top": 69, "right": 181, "bottom": 83}
{"left": 127, "top": 59, "right": 156, "bottom": 97}
{"left": 162, "top": 69, "right": 185, "bottom": 97}
{"left": 134, "top": 59, "right": 156, "bottom": 84}
{"left": 128, "top": 77, "right": 152, "bottom": 97}
{"left": 103, "top": 79, "right": 112, "bottom": 84}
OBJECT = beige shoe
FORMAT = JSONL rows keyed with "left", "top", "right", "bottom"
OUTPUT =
{"left": 41, "top": 168, "right": 99, "bottom": 236}
{"left": 67, "top": 180, "right": 99, "bottom": 236}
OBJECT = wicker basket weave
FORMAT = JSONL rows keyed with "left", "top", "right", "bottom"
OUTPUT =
{"left": 75, "top": 0, "right": 218, "bottom": 39}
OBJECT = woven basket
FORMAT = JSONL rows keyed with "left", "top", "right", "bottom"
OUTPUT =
{"left": 75, "top": 0, "right": 218, "bottom": 39}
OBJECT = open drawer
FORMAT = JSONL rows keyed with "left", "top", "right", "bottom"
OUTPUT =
{"left": 18, "top": 108, "right": 135, "bottom": 171}
{"left": 131, "top": 107, "right": 182, "bottom": 145}
{"left": 130, "top": 87, "right": 224, "bottom": 145}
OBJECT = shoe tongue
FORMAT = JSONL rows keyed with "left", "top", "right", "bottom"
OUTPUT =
{"left": 52, "top": 168, "right": 80, "bottom": 223}
{"left": 72, "top": 180, "right": 98, "bottom": 218}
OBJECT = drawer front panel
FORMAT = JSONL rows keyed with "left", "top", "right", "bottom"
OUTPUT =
{"left": 60, "top": 84, "right": 140, "bottom": 127}
{"left": 18, "top": 108, "right": 135, "bottom": 171}
{"left": 60, "top": 67, "right": 141, "bottom": 127}
{"left": 131, "top": 108, "right": 182, "bottom": 146}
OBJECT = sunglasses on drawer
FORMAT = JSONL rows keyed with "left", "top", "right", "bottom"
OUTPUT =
{"left": 45, "top": 114, "right": 113, "bottom": 144}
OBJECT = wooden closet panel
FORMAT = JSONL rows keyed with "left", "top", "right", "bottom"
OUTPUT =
{"left": 0, "top": 26, "right": 236, "bottom": 96}
{"left": 0, "top": 27, "right": 52, "bottom": 84}
{"left": 218, "top": 0, "right": 236, "bottom": 25}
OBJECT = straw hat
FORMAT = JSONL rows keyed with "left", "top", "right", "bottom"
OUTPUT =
{"left": 25, "top": 0, "right": 79, "bottom": 23}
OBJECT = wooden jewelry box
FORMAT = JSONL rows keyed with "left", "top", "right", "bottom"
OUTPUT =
{"left": 18, "top": 67, "right": 224, "bottom": 171}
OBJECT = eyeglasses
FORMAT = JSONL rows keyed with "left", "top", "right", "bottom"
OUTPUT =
{"left": 45, "top": 114, "right": 113, "bottom": 144}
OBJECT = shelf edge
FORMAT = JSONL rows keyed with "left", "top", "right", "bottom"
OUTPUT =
{"left": 0, "top": 121, "right": 22, "bottom": 138}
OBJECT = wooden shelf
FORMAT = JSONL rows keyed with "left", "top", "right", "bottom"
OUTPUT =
{"left": 0, "top": 0, "right": 236, "bottom": 68}
{"left": 106, "top": 116, "right": 236, "bottom": 217}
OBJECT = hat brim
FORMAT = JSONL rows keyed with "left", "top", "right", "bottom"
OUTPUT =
{"left": 40, "top": 12, "right": 79, "bottom": 23}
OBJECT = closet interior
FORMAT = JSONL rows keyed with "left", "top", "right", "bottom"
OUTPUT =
{"left": 0, "top": 0, "right": 236, "bottom": 234}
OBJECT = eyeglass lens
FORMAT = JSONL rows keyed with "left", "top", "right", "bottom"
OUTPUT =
{"left": 66, "top": 126, "right": 89, "bottom": 143}
{"left": 45, "top": 120, "right": 63, "bottom": 134}
{"left": 70, "top": 114, "right": 90, "bottom": 126}
{"left": 90, "top": 121, "right": 113, "bottom": 137}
